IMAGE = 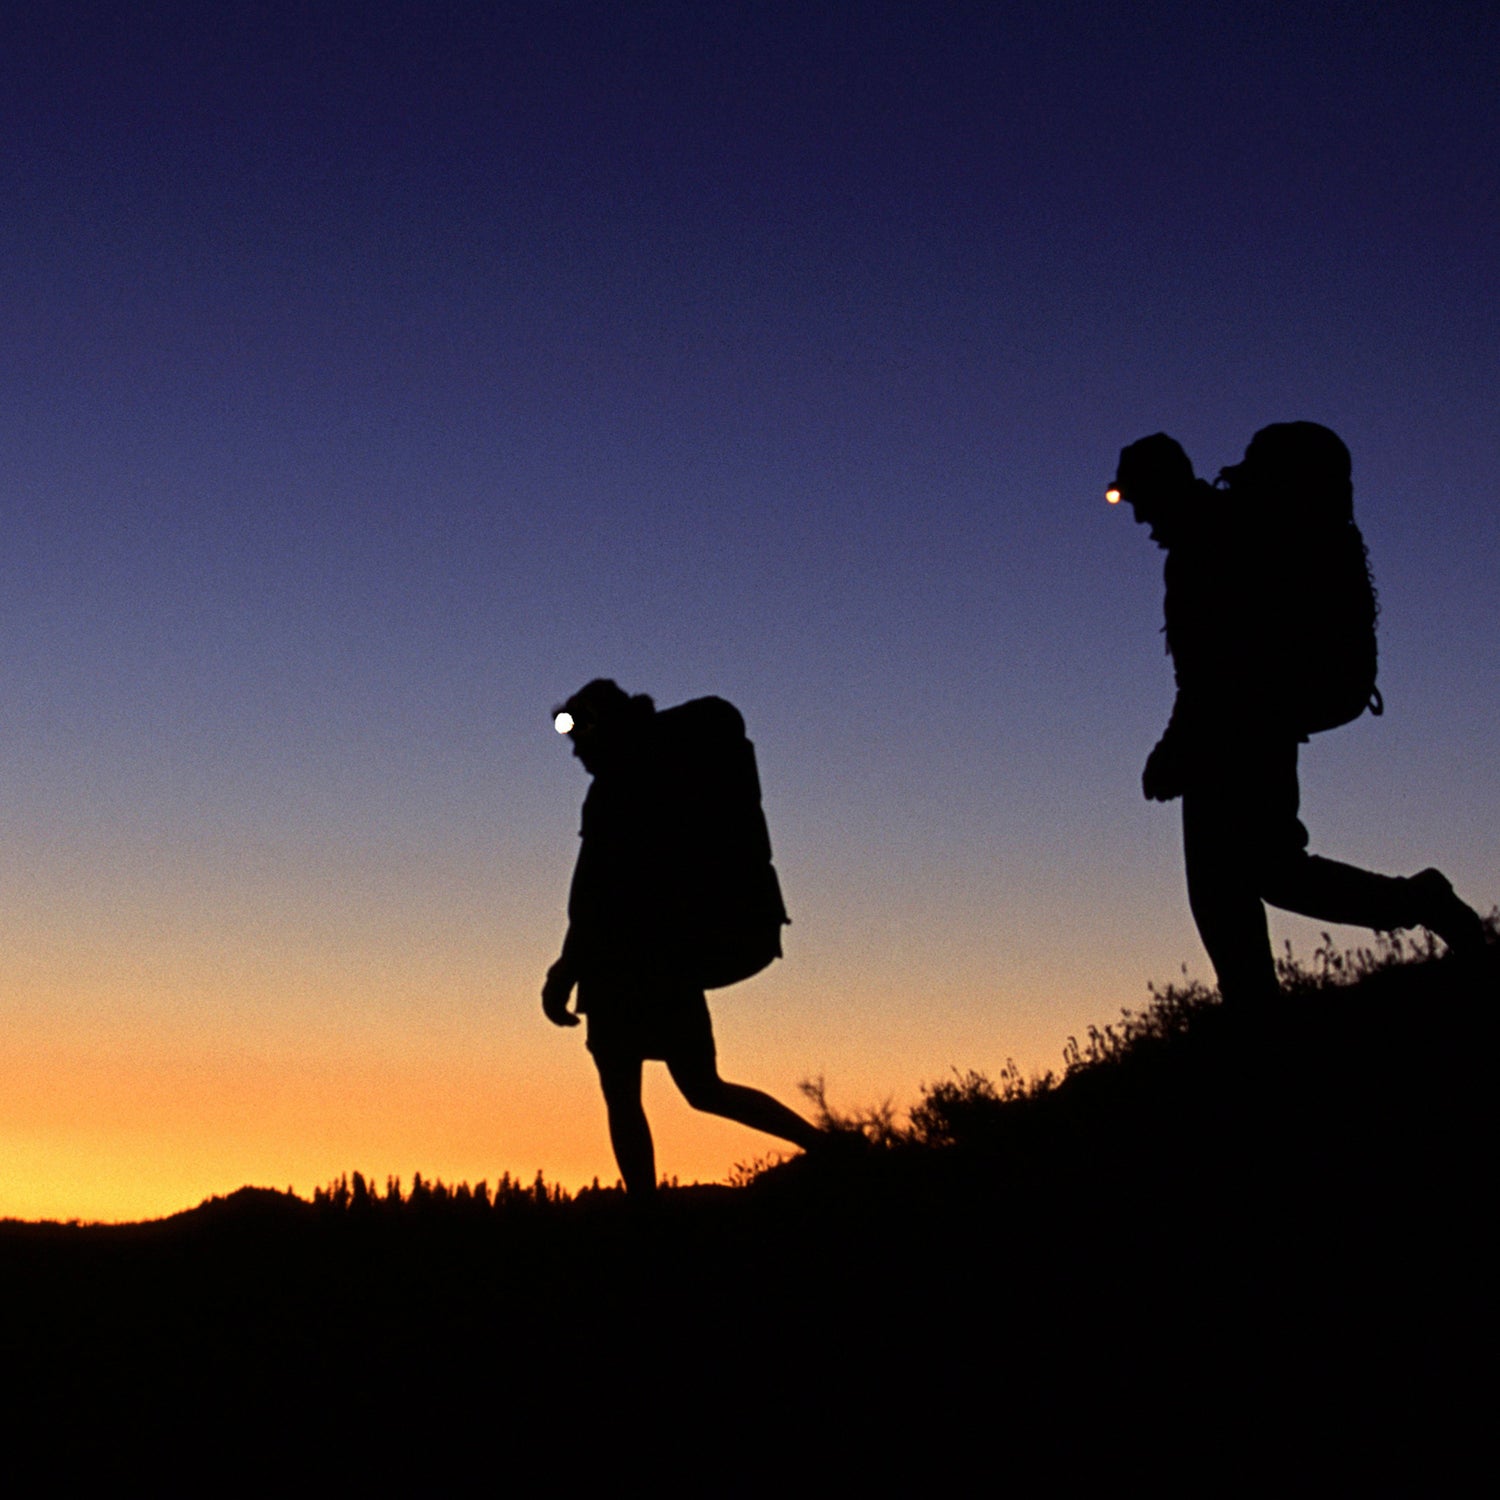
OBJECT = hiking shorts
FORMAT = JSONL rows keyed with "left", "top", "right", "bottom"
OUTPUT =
{"left": 579, "top": 975, "right": 716, "bottom": 1066}
{"left": 1182, "top": 732, "right": 1310, "bottom": 878}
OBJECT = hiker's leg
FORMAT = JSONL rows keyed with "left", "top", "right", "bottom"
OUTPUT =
{"left": 1263, "top": 858, "right": 1487, "bottom": 956}
{"left": 1183, "top": 787, "right": 1280, "bottom": 1005}
{"left": 1232, "top": 738, "right": 1488, "bottom": 953}
{"left": 667, "top": 1044, "right": 822, "bottom": 1151}
{"left": 1184, "top": 733, "right": 1329, "bottom": 1004}
{"left": 1262, "top": 853, "right": 1411, "bottom": 929}
{"left": 592, "top": 1052, "right": 656, "bottom": 1195}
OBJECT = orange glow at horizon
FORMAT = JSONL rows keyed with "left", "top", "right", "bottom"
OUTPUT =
{"left": 0, "top": 962, "right": 1135, "bottom": 1224}
{"left": 0, "top": 828, "right": 1212, "bottom": 1224}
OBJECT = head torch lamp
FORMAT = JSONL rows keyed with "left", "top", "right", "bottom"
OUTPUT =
{"left": 553, "top": 707, "right": 599, "bottom": 738}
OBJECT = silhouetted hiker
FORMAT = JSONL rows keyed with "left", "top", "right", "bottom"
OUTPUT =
{"left": 543, "top": 679, "right": 823, "bottom": 1193}
{"left": 1110, "top": 424, "right": 1487, "bottom": 1004}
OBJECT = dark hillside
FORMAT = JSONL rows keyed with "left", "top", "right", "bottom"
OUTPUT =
{"left": 3, "top": 934, "right": 1491, "bottom": 1486}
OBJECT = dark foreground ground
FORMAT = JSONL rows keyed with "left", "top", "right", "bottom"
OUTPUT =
{"left": 3, "top": 941, "right": 1492, "bottom": 1488}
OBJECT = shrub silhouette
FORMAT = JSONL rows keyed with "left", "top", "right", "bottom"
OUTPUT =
{"left": 738, "top": 913, "right": 1495, "bottom": 1192}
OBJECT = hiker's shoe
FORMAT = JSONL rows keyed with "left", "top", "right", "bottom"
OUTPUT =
{"left": 1408, "top": 869, "right": 1487, "bottom": 957}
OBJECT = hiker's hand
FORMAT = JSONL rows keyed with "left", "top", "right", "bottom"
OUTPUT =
{"left": 1142, "top": 735, "right": 1185, "bottom": 802}
{"left": 542, "top": 962, "right": 580, "bottom": 1027}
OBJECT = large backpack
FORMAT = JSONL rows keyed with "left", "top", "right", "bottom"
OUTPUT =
{"left": 1218, "top": 423, "right": 1383, "bottom": 737}
{"left": 1277, "top": 525, "right": 1383, "bottom": 735}
{"left": 648, "top": 696, "right": 789, "bottom": 989}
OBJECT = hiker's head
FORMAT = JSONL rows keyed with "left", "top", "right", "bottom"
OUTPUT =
{"left": 553, "top": 679, "right": 654, "bottom": 772}
{"left": 1218, "top": 422, "right": 1353, "bottom": 524}
{"left": 1111, "top": 433, "right": 1197, "bottom": 547}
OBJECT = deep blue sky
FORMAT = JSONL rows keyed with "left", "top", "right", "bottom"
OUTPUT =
{"left": 2, "top": 2, "right": 1496, "bottom": 1214}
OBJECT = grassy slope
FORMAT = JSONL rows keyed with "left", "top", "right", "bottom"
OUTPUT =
{"left": 3, "top": 933, "right": 1492, "bottom": 1483}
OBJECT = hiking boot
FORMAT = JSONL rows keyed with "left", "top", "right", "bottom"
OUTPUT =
{"left": 1407, "top": 869, "right": 1487, "bottom": 958}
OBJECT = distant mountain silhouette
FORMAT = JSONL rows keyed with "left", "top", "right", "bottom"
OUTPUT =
{"left": 165, "top": 1184, "right": 314, "bottom": 1227}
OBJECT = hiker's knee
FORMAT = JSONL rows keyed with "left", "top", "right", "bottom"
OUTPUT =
{"left": 680, "top": 1077, "right": 727, "bottom": 1113}
{"left": 670, "top": 1059, "right": 727, "bottom": 1113}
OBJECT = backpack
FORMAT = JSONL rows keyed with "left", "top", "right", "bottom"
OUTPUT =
{"left": 1217, "top": 423, "right": 1383, "bottom": 737}
{"left": 1280, "top": 523, "right": 1383, "bottom": 735}
{"left": 648, "top": 696, "right": 790, "bottom": 989}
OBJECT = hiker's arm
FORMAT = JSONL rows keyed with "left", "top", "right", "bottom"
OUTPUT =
{"left": 1142, "top": 695, "right": 1190, "bottom": 802}
{"left": 543, "top": 832, "right": 594, "bottom": 1028}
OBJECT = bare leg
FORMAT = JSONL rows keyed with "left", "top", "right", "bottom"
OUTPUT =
{"left": 1264, "top": 853, "right": 1413, "bottom": 929}
{"left": 666, "top": 1052, "right": 823, "bottom": 1150}
{"left": 1262, "top": 857, "right": 1486, "bottom": 956}
{"left": 593, "top": 1053, "right": 656, "bottom": 1195}
{"left": 1183, "top": 792, "right": 1280, "bottom": 1006}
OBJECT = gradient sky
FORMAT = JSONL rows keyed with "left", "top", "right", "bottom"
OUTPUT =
{"left": 3, "top": 1, "right": 1496, "bottom": 1221}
